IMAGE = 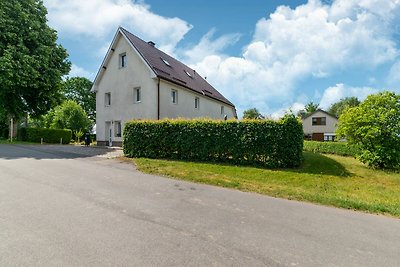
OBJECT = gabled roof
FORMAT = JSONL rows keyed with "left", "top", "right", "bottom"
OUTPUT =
{"left": 92, "top": 27, "right": 235, "bottom": 108}
{"left": 302, "top": 109, "right": 338, "bottom": 120}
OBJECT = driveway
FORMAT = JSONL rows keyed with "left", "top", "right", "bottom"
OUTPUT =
{"left": 0, "top": 144, "right": 399, "bottom": 266}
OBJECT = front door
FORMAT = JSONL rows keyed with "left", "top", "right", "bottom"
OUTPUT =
{"left": 312, "top": 133, "right": 324, "bottom": 142}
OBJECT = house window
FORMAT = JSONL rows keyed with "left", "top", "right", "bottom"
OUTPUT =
{"left": 114, "top": 121, "right": 122, "bottom": 137}
{"left": 105, "top": 92, "right": 111, "bottom": 106}
{"left": 185, "top": 70, "right": 192, "bottom": 78}
{"left": 119, "top": 53, "right": 127, "bottom": 68}
{"left": 220, "top": 106, "right": 224, "bottom": 115}
{"left": 134, "top": 87, "right": 141, "bottom": 103}
{"left": 161, "top": 57, "right": 171, "bottom": 67}
{"left": 194, "top": 97, "right": 200, "bottom": 109}
{"left": 171, "top": 89, "right": 178, "bottom": 104}
{"left": 312, "top": 117, "right": 326, "bottom": 126}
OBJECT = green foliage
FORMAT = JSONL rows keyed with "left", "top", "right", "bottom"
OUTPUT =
{"left": 337, "top": 91, "right": 400, "bottom": 169}
{"left": 297, "top": 101, "right": 319, "bottom": 117}
{"left": 242, "top": 108, "right": 264, "bottom": 120}
{"left": 50, "top": 100, "right": 91, "bottom": 133}
{"left": 0, "top": 0, "right": 71, "bottom": 119}
{"left": 18, "top": 127, "right": 71, "bottom": 144}
{"left": 303, "top": 141, "right": 360, "bottom": 157}
{"left": 0, "top": 109, "right": 8, "bottom": 138}
{"left": 62, "top": 77, "right": 95, "bottom": 121}
{"left": 124, "top": 115, "right": 304, "bottom": 168}
{"left": 328, "top": 97, "right": 360, "bottom": 118}
{"left": 73, "top": 129, "right": 84, "bottom": 143}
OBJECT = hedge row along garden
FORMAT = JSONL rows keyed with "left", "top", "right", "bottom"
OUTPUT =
{"left": 303, "top": 141, "right": 360, "bottom": 157}
{"left": 18, "top": 128, "right": 72, "bottom": 144}
{"left": 123, "top": 115, "right": 303, "bottom": 168}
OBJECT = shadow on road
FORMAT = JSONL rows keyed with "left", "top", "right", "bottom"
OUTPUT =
{"left": 0, "top": 144, "right": 122, "bottom": 160}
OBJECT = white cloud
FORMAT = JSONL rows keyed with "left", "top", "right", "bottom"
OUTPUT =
{"left": 68, "top": 64, "right": 95, "bottom": 80}
{"left": 388, "top": 60, "right": 400, "bottom": 86}
{"left": 319, "top": 83, "right": 378, "bottom": 109}
{"left": 188, "top": 0, "right": 399, "bottom": 115}
{"left": 181, "top": 29, "right": 241, "bottom": 63}
{"left": 43, "top": 0, "right": 192, "bottom": 54}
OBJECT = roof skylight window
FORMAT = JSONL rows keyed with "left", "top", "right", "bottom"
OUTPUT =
{"left": 161, "top": 57, "right": 171, "bottom": 67}
{"left": 184, "top": 70, "right": 192, "bottom": 78}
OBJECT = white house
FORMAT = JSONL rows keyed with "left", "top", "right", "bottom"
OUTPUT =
{"left": 91, "top": 27, "right": 237, "bottom": 146}
{"left": 302, "top": 110, "right": 338, "bottom": 141}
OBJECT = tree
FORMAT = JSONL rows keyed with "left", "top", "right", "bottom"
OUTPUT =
{"left": 62, "top": 77, "right": 95, "bottom": 121}
{"left": 336, "top": 91, "right": 400, "bottom": 169}
{"left": 328, "top": 97, "right": 360, "bottom": 118}
{"left": 297, "top": 101, "right": 319, "bottom": 117}
{"left": 0, "top": 0, "right": 70, "bottom": 121}
{"left": 50, "top": 101, "right": 91, "bottom": 134}
{"left": 243, "top": 108, "right": 264, "bottom": 120}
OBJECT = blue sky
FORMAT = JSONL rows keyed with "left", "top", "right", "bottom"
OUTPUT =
{"left": 43, "top": 0, "right": 400, "bottom": 117}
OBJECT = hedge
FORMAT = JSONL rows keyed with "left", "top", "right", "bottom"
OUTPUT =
{"left": 303, "top": 140, "right": 360, "bottom": 157}
{"left": 18, "top": 127, "right": 72, "bottom": 144}
{"left": 123, "top": 116, "right": 303, "bottom": 168}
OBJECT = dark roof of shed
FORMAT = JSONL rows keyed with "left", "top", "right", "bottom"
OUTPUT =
{"left": 120, "top": 27, "right": 234, "bottom": 107}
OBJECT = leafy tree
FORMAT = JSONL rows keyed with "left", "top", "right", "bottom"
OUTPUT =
{"left": 0, "top": 0, "right": 70, "bottom": 121}
{"left": 50, "top": 101, "right": 91, "bottom": 134}
{"left": 328, "top": 97, "right": 360, "bottom": 118}
{"left": 243, "top": 108, "right": 264, "bottom": 120}
{"left": 336, "top": 91, "right": 400, "bottom": 169}
{"left": 62, "top": 77, "right": 95, "bottom": 121}
{"left": 297, "top": 101, "right": 319, "bottom": 117}
{"left": 305, "top": 102, "right": 319, "bottom": 113}
{"left": 0, "top": 109, "right": 8, "bottom": 138}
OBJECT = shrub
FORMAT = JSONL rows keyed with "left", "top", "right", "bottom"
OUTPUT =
{"left": 123, "top": 115, "right": 303, "bottom": 168}
{"left": 303, "top": 141, "right": 360, "bottom": 157}
{"left": 18, "top": 127, "right": 71, "bottom": 144}
{"left": 337, "top": 91, "right": 400, "bottom": 169}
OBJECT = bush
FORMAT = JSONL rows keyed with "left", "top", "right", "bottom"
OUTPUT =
{"left": 337, "top": 91, "right": 400, "bottom": 169}
{"left": 123, "top": 115, "right": 303, "bottom": 168}
{"left": 303, "top": 141, "right": 360, "bottom": 157}
{"left": 18, "top": 127, "right": 72, "bottom": 144}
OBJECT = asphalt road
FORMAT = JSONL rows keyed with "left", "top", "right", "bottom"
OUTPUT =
{"left": 0, "top": 144, "right": 399, "bottom": 266}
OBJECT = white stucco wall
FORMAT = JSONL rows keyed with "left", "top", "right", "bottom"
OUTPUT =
{"left": 95, "top": 32, "right": 237, "bottom": 144}
{"left": 96, "top": 34, "right": 158, "bottom": 143}
{"left": 302, "top": 110, "right": 338, "bottom": 134}
{"left": 159, "top": 80, "right": 236, "bottom": 120}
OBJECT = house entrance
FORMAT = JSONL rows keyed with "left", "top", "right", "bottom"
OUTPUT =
{"left": 106, "top": 121, "right": 112, "bottom": 146}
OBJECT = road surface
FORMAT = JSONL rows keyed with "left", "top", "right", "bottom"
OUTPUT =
{"left": 0, "top": 144, "right": 399, "bottom": 266}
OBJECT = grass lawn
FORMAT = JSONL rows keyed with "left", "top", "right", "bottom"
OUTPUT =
{"left": 132, "top": 152, "right": 400, "bottom": 218}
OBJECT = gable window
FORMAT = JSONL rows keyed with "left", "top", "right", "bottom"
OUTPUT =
{"left": 194, "top": 97, "right": 200, "bottom": 109}
{"left": 105, "top": 92, "right": 111, "bottom": 106}
{"left": 119, "top": 53, "right": 127, "bottom": 68}
{"left": 134, "top": 87, "right": 141, "bottom": 103}
{"left": 220, "top": 106, "right": 224, "bottom": 115}
{"left": 171, "top": 89, "right": 178, "bottom": 104}
{"left": 114, "top": 121, "right": 122, "bottom": 137}
{"left": 312, "top": 117, "right": 326, "bottom": 126}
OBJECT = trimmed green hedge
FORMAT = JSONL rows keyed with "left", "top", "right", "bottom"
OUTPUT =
{"left": 304, "top": 141, "right": 360, "bottom": 157}
{"left": 18, "top": 128, "right": 72, "bottom": 144}
{"left": 123, "top": 116, "right": 303, "bottom": 168}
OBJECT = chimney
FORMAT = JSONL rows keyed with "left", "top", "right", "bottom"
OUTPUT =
{"left": 147, "top": 41, "right": 156, "bottom": 47}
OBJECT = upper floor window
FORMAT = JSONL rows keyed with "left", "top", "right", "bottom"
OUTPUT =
{"left": 119, "top": 53, "right": 127, "bottom": 68}
{"left": 134, "top": 87, "right": 141, "bottom": 103}
{"left": 171, "top": 89, "right": 178, "bottom": 104}
{"left": 194, "top": 97, "right": 200, "bottom": 109}
{"left": 105, "top": 92, "right": 111, "bottom": 106}
{"left": 312, "top": 117, "right": 326, "bottom": 126}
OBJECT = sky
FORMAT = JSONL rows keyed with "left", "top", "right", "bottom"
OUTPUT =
{"left": 42, "top": 0, "right": 400, "bottom": 118}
